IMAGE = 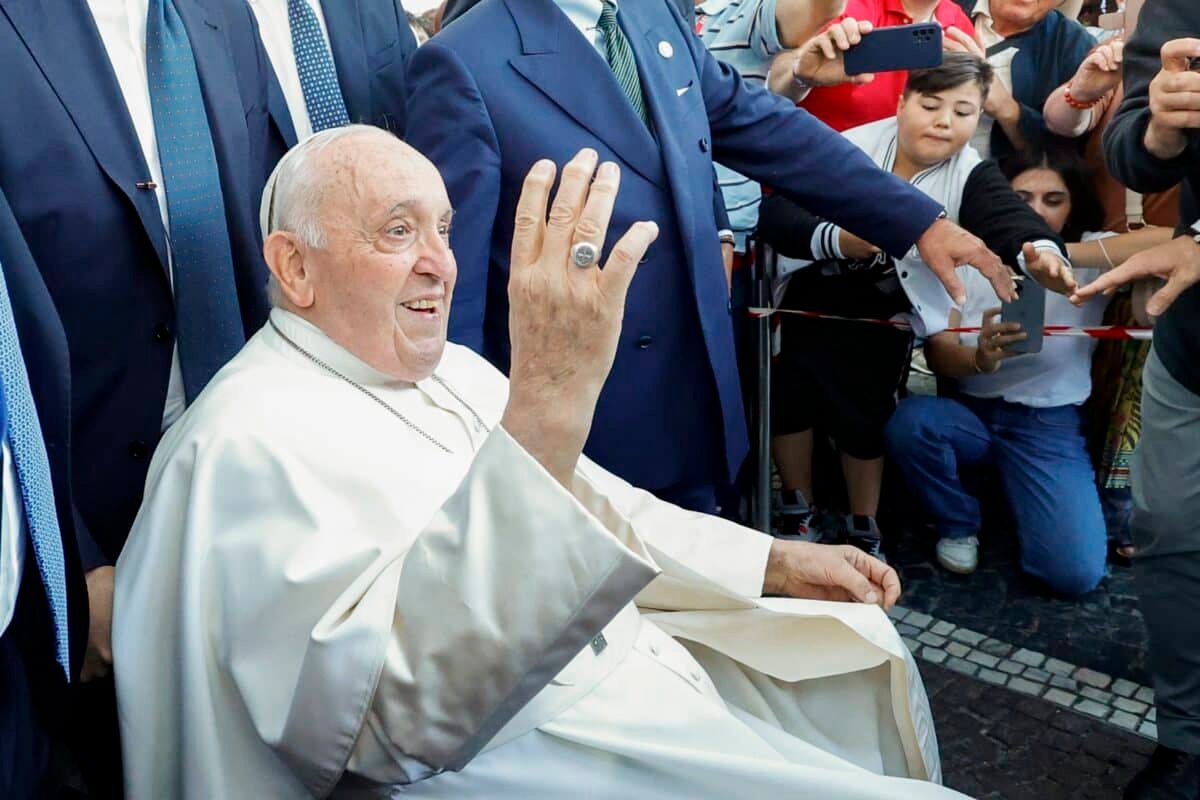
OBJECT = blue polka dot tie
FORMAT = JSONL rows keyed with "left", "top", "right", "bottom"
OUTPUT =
{"left": 146, "top": 0, "right": 246, "bottom": 401}
{"left": 0, "top": 260, "right": 70, "bottom": 679}
{"left": 287, "top": 0, "right": 351, "bottom": 132}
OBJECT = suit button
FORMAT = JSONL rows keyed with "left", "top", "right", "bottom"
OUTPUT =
{"left": 698, "top": 137, "right": 710, "bottom": 152}
{"left": 129, "top": 441, "right": 150, "bottom": 460}
{"left": 153, "top": 323, "right": 172, "bottom": 343}
{"left": 636, "top": 335, "right": 653, "bottom": 349}
{"left": 900, "top": 271, "right": 909, "bottom": 279}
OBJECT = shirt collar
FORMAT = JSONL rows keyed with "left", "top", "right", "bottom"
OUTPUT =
{"left": 267, "top": 307, "right": 423, "bottom": 389}
{"left": 552, "top": 0, "right": 611, "bottom": 28}
{"left": 972, "top": 0, "right": 991, "bottom": 19}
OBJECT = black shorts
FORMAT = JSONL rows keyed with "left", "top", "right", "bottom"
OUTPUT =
{"left": 771, "top": 270, "right": 913, "bottom": 459}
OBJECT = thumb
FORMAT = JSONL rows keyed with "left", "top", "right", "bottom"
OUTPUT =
{"left": 833, "top": 549, "right": 880, "bottom": 605}
{"left": 1147, "top": 271, "right": 1189, "bottom": 317}
{"left": 1022, "top": 242, "right": 1040, "bottom": 268}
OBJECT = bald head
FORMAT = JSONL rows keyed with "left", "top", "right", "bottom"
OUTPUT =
{"left": 261, "top": 125, "right": 458, "bottom": 382}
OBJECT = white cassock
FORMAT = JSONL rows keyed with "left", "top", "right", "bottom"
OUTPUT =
{"left": 114, "top": 309, "right": 966, "bottom": 799}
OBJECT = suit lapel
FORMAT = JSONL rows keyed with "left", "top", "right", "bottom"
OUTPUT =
{"left": 0, "top": 0, "right": 170, "bottom": 275}
{"left": 505, "top": 0, "right": 665, "bottom": 188}
{"left": 321, "top": 0, "right": 370, "bottom": 124}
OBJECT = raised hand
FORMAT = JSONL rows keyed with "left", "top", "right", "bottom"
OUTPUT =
{"left": 792, "top": 18, "right": 876, "bottom": 89}
{"left": 1069, "top": 40, "right": 1125, "bottom": 105}
{"left": 501, "top": 149, "right": 659, "bottom": 484}
{"left": 1022, "top": 242, "right": 1077, "bottom": 295}
{"left": 1145, "top": 38, "right": 1200, "bottom": 160}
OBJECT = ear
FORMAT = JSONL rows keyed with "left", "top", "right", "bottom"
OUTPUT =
{"left": 896, "top": 93, "right": 905, "bottom": 115}
{"left": 263, "top": 232, "right": 316, "bottom": 308}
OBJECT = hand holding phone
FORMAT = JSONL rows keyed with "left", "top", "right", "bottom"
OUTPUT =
{"left": 974, "top": 308, "right": 1030, "bottom": 374}
{"left": 843, "top": 23, "right": 943, "bottom": 76}
{"left": 792, "top": 18, "right": 878, "bottom": 88}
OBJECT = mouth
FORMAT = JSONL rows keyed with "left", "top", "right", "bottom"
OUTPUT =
{"left": 398, "top": 298, "right": 442, "bottom": 318}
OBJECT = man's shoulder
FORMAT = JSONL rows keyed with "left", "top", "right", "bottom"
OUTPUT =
{"left": 432, "top": 0, "right": 516, "bottom": 52}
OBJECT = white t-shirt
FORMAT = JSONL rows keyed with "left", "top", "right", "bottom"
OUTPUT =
{"left": 953, "top": 233, "right": 1113, "bottom": 408}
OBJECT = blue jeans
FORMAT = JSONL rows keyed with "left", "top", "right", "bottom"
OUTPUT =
{"left": 885, "top": 395, "right": 1106, "bottom": 597}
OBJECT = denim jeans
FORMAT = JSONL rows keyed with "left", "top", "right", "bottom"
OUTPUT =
{"left": 885, "top": 394, "right": 1107, "bottom": 597}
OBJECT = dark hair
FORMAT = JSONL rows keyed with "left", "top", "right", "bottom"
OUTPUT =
{"left": 903, "top": 53, "right": 994, "bottom": 101}
{"left": 998, "top": 143, "right": 1106, "bottom": 243}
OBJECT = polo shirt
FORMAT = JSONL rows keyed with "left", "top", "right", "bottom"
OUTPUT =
{"left": 800, "top": 0, "right": 976, "bottom": 132}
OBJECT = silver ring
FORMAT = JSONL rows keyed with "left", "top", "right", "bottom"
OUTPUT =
{"left": 571, "top": 241, "right": 599, "bottom": 269}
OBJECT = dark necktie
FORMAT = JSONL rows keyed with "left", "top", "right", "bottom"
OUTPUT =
{"left": 146, "top": 0, "right": 246, "bottom": 401}
{"left": 288, "top": 0, "right": 351, "bottom": 132}
{"left": 597, "top": 0, "right": 651, "bottom": 127}
{"left": 0, "top": 260, "right": 70, "bottom": 677}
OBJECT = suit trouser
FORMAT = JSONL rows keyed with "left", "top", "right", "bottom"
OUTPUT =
{"left": 1132, "top": 348, "right": 1200, "bottom": 753}
{"left": 0, "top": 627, "right": 51, "bottom": 799}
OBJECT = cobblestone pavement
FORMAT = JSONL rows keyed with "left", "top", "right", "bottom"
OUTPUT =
{"left": 925, "top": 662, "right": 1157, "bottom": 799}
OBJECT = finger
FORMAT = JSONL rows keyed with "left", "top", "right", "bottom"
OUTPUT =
{"left": 834, "top": 548, "right": 882, "bottom": 605}
{"left": 829, "top": 21, "right": 851, "bottom": 52}
{"left": 1147, "top": 271, "right": 1190, "bottom": 316}
{"left": 845, "top": 19, "right": 864, "bottom": 46}
{"left": 817, "top": 35, "right": 838, "bottom": 62}
{"left": 1072, "top": 257, "right": 1156, "bottom": 300}
{"left": 510, "top": 159, "right": 556, "bottom": 272}
{"left": 977, "top": 249, "right": 1014, "bottom": 302}
{"left": 981, "top": 307, "right": 1002, "bottom": 326}
{"left": 850, "top": 72, "right": 875, "bottom": 85}
{"left": 600, "top": 221, "right": 659, "bottom": 305}
{"left": 994, "top": 332, "right": 1029, "bottom": 347}
{"left": 570, "top": 161, "right": 621, "bottom": 261}
{"left": 1161, "top": 38, "right": 1200, "bottom": 72}
{"left": 543, "top": 149, "right": 599, "bottom": 260}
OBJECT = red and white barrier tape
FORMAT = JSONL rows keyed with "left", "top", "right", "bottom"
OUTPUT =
{"left": 746, "top": 307, "right": 1153, "bottom": 341}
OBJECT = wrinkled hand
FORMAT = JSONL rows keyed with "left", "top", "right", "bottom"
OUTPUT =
{"left": 1069, "top": 40, "right": 1124, "bottom": 105}
{"left": 1145, "top": 38, "right": 1200, "bottom": 160}
{"left": 942, "top": 25, "right": 985, "bottom": 58}
{"left": 838, "top": 228, "right": 881, "bottom": 260}
{"left": 1023, "top": 243, "right": 1077, "bottom": 295}
{"left": 502, "top": 149, "right": 659, "bottom": 483}
{"left": 81, "top": 566, "right": 114, "bottom": 682}
{"left": 763, "top": 540, "right": 901, "bottom": 609}
{"left": 975, "top": 307, "right": 1026, "bottom": 373}
{"left": 1071, "top": 234, "right": 1200, "bottom": 317}
{"left": 916, "top": 217, "right": 1014, "bottom": 305}
{"left": 793, "top": 18, "right": 876, "bottom": 88}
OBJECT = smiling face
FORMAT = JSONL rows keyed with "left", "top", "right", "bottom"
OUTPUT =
{"left": 895, "top": 81, "right": 985, "bottom": 170}
{"left": 267, "top": 130, "right": 457, "bottom": 382}
{"left": 1011, "top": 167, "right": 1072, "bottom": 235}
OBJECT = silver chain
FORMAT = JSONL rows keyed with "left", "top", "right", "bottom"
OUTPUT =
{"left": 269, "top": 319, "right": 489, "bottom": 454}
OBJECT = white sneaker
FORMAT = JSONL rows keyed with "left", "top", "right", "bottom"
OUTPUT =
{"left": 936, "top": 536, "right": 979, "bottom": 575}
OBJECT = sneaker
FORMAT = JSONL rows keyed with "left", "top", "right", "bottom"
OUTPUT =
{"left": 1124, "top": 745, "right": 1200, "bottom": 799}
{"left": 936, "top": 536, "right": 979, "bottom": 575}
{"left": 845, "top": 515, "right": 886, "bottom": 564}
{"left": 775, "top": 490, "right": 820, "bottom": 542}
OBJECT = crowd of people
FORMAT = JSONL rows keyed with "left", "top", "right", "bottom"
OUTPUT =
{"left": 1, "top": 0, "right": 1198, "bottom": 797}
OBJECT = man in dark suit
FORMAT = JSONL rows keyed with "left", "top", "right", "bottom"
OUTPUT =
{"left": 0, "top": 188, "right": 88, "bottom": 800}
{"left": 1078, "top": 1, "right": 1200, "bottom": 795}
{"left": 0, "top": 0, "right": 274, "bottom": 792}
{"left": 250, "top": 0, "right": 418, "bottom": 165}
{"left": 406, "top": 0, "right": 1013, "bottom": 514}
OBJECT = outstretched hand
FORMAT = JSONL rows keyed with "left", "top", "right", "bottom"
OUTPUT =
{"left": 1071, "top": 233, "right": 1200, "bottom": 317}
{"left": 916, "top": 217, "right": 1015, "bottom": 305}
{"left": 1023, "top": 243, "right": 1077, "bottom": 295}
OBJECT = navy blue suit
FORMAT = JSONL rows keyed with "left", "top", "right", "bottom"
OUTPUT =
{"left": 406, "top": 0, "right": 942, "bottom": 505}
{"left": 0, "top": 0, "right": 272, "bottom": 570}
{"left": 264, "top": 0, "right": 418, "bottom": 160}
{"left": 0, "top": 189, "right": 87, "bottom": 799}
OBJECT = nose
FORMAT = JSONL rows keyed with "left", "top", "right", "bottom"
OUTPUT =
{"left": 413, "top": 230, "right": 456, "bottom": 280}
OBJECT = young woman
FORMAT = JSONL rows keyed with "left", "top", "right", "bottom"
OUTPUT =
{"left": 999, "top": 146, "right": 1174, "bottom": 561}
{"left": 757, "top": 53, "right": 1069, "bottom": 562}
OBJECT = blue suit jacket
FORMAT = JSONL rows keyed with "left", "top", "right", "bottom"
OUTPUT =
{"left": 264, "top": 0, "right": 418, "bottom": 161}
{"left": 0, "top": 0, "right": 272, "bottom": 568}
{"left": 0, "top": 187, "right": 87, "bottom": 798}
{"left": 406, "top": 0, "right": 942, "bottom": 494}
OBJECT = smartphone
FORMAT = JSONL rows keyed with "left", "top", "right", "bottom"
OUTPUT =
{"left": 1000, "top": 279, "right": 1045, "bottom": 355}
{"left": 843, "top": 23, "right": 943, "bottom": 77}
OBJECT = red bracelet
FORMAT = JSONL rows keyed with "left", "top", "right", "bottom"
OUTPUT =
{"left": 1063, "top": 82, "right": 1099, "bottom": 111}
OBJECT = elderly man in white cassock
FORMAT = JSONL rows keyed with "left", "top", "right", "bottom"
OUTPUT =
{"left": 113, "top": 125, "right": 964, "bottom": 799}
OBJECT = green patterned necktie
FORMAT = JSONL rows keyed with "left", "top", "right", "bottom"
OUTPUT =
{"left": 597, "top": 0, "right": 650, "bottom": 127}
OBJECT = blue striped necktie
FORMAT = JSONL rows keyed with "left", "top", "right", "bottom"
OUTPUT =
{"left": 597, "top": 0, "right": 650, "bottom": 127}
{"left": 0, "top": 261, "right": 70, "bottom": 678}
{"left": 288, "top": 0, "right": 351, "bottom": 132}
{"left": 146, "top": 0, "right": 246, "bottom": 401}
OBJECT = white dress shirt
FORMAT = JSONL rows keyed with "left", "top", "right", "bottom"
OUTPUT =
{"left": 553, "top": 0, "right": 611, "bottom": 54}
{"left": 87, "top": 0, "right": 187, "bottom": 430}
{"left": 247, "top": 0, "right": 336, "bottom": 141}
{"left": 0, "top": 441, "right": 28, "bottom": 638}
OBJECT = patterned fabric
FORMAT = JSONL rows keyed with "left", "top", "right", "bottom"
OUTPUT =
{"left": 597, "top": 0, "right": 650, "bottom": 127}
{"left": 288, "top": 0, "right": 350, "bottom": 132}
{"left": 0, "top": 261, "right": 70, "bottom": 677}
{"left": 146, "top": 0, "right": 246, "bottom": 401}
{"left": 1100, "top": 340, "right": 1148, "bottom": 491}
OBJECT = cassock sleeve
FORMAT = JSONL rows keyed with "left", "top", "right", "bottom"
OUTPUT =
{"left": 205, "top": 426, "right": 657, "bottom": 793}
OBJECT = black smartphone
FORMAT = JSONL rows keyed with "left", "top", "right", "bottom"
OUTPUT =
{"left": 1000, "top": 278, "right": 1045, "bottom": 355}
{"left": 843, "top": 23, "right": 943, "bottom": 77}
